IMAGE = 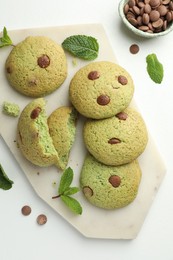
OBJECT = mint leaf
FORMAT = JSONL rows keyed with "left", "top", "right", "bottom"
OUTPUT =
{"left": 58, "top": 167, "right": 73, "bottom": 194}
{"left": 146, "top": 53, "right": 164, "bottom": 84}
{"left": 61, "top": 195, "right": 82, "bottom": 215}
{"left": 0, "top": 27, "right": 13, "bottom": 48}
{"left": 63, "top": 187, "right": 80, "bottom": 196}
{"left": 0, "top": 164, "right": 14, "bottom": 190}
{"left": 52, "top": 167, "right": 83, "bottom": 215}
{"left": 62, "top": 35, "right": 99, "bottom": 60}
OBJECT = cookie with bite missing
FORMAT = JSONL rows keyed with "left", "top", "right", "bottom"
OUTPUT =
{"left": 69, "top": 61, "right": 134, "bottom": 119}
{"left": 17, "top": 98, "right": 60, "bottom": 167}
{"left": 83, "top": 107, "right": 148, "bottom": 166}
{"left": 5, "top": 36, "right": 67, "bottom": 97}
{"left": 80, "top": 154, "right": 142, "bottom": 209}
{"left": 48, "top": 106, "right": 78, "bottom": 170}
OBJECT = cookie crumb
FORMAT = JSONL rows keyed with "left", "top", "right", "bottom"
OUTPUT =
{"left": 52, "top": 181, "right": 57, "bottom": 187}
{"left": 72, "top": 58, "right": 78, "bottom": 66}
{"left": 3, "top": 101, "right": 20, "bottom": 117}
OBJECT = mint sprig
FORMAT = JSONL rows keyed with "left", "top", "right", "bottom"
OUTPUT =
{"left": 61, "top": 195, "right": 82, "bottom": 215}
{"left": 0, "top": 27, "right": 13, "bottom": 48}
{"left": 146, "top": 53, "right": 164, "bottom": 84}
{"left": 0, "top": 164, "right": 14, "bottom": 190}
{"left": 58, "top": 166, "right": 73, "bottom": 194}
{"left": 52, "top": 167, "right": 82, "bottom": 215}
{"left": 62, "top": 35, "right": 99, "bottom": 60}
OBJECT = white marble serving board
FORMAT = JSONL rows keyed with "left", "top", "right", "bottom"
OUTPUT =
{"left": 0, "top": 24, "right": 166, "bottom": 239}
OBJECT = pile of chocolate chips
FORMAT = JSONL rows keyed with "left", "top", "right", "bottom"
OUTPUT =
{"left": 124, "top": 0, "right": 173, "bottom": 33}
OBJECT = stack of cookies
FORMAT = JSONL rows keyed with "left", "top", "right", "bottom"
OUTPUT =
{"left": 69, "top": 61, "right": 148, "bottom": 210}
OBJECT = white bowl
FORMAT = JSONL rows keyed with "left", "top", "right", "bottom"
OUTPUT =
{"left": 118, "top": 0, "right": 173, "bottom": 38}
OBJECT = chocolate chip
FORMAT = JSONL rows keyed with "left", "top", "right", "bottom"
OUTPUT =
{"left": 21, "top": 205, "right": 32, "bottom": 216}
{"left": 36, "top": 214, "right": 47, "bottom": 225}
{"left": 162, "top": 0, "right": 170, "bottom": 4}
{"left": 144, "top": 4, "right": 152, "bottom": 13}
{"left": 137, "top": 15, "right": 143, "bottom": 25}
{"left": 150, "top": 0, "right": 160, "bottom": 8}
{"left": 132, "top": 5, "right": 141, "bottom": 15}
{"left": 124, "top": 3, "right": 130, "bottom": 14}
{"left": 30, "top": 107, "right": 42, "bottom": 119}
{"left": 128, "top": 17, "right": 138, "bottom": 26}
{"left": 124, "top": 0, "right": 173, "bottom": 34}
{"left": 6, "top": 66, "right": 12, "bottom": 74}
{"left": 152, "top": 18, "right": 163, "bottom": 28}
{"left": 97, "top": 95, "right": 110, "bottom": 106}
{"left": 142, "top": 13, "right": 150, "bottom": 24}
{"left": 108, "top": 138, "right": 121, "bottom": 144}
{"left": 116, "top": 112, "right": 128, "bottom": 120}
{"left": 109, "top": 175, "right": 121, "bottom": 188}
{"left": 166, "top": 11, "right": 173, "bottom": 22}
{"left": 118, "top": 75, "right": 128, "bottom": 85}
{"left": 127, "top": 12, "right": 136, "bottom": 19}
{"left": 88, "top": 71, "right": 100, "bottom": 80}
{"left": 128, "top": 0, "right": 136, "bottom": 7}
{"left": 83, "top": 186, "right": 93, "bottom": 197}
{"left": 163, "top": 20, "right": 168, "bottom": 30}
{"left": 138, "top": 25, "right": 150, "bottom": 31}
{"left": 28, "top": 78, "right": 38, "bottom": 86}
{"left": 138, "top": 2, "right": 145, "bottom": 8}
{"left": 157, "top": 5, "right": 168, "bottom": 16}
{"left": 149, "top": 10, "right": 160, "bottom": 22}
{"left": 37, "top": 55, "right": 50, "bottom": 68}
{"left": 129, "top": 44, "right": 139, "bottom": 54}
{"left": 169, "top": 1, "right": 173, "bottom": 10}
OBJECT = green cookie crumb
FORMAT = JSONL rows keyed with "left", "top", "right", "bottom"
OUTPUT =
{"left": 72, "top": 58, "right": 78, "bottom": 66}
{"left": 3, "top": 101, "right": 20, "bottom": 117}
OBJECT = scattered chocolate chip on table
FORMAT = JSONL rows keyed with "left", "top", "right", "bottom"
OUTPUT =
{"left": 129, "top": 44, "right": 140, "bottom": 54}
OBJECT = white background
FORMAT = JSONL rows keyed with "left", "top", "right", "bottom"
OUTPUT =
{"left": 1, "top": 0, "right": 173, "bottom": 259}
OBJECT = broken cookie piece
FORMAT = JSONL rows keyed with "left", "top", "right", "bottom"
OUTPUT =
{"left": 3, "top": 101, "right": 20, "bottom": 117}
{"left": 48, "top": 106, "right": 78, "bottom": 170}
{"left": 17, "top": 98, "right": 60, "bottom": 167}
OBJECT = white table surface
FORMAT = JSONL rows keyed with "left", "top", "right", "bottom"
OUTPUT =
{"left": 1, "top": 0, "right": 173, "bottom": 259}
